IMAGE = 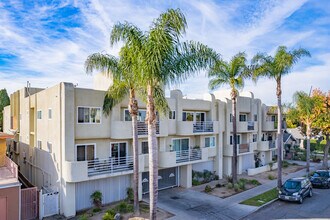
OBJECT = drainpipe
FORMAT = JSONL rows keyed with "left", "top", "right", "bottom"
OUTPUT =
{"left": 59, "top": 83, "right": 63, "bottom": 215}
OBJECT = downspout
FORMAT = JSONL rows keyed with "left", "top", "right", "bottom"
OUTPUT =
{"left": 59, "top": 83, "right": 63, "bottom": 214}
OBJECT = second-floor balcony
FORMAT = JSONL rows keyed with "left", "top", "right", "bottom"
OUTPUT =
{"left": 269, "top": 140, "right": 276, "bottom": 149}
{"left": 176, "top": 148, "right": 202, "bottom": 163}
{"left": 137, "top": 121, "right": 159, "bottom": 135}
{"left": 239, "top": 143, "right": 250, "bottom": 153}
{"left": 87, "top": 156, "right": 133, "bottom": 177}
{"left": 257, "top": 140, "right": 277, "bottom": 151}
{"left": 111, "top": 121, "right": 161, "bottom": 139}
{"left": 193, "top": 121, "right": 214, "bottom": 133}
{"left": 223, "top": 143, "right": 252, "bottom": 156}
{"left": 0, "top": 156, "right": 18, "bottom": 184}
{"left": 231, "top": 121, "right": 256, "bottom": 132}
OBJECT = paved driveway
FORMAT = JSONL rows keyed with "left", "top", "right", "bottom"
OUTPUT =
{"left": 243, "top": 188, "right": 330, "bottom": 219}
{"left": 146, "top": 187, "right": 257, "bottom": 220}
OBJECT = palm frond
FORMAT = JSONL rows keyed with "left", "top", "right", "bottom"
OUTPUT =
{"left": 103, "top": 80, "right": 128, "bottom": 115}
{"left": 85, "top": 53, "right": 120, "bottom": 79}
{"left": 110, "top": 22, "right": 145, "bottom": 48}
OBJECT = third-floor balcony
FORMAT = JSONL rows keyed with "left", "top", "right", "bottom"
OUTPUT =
{"left": 177, "top": 121, "right": 218, "bottom": 135}
{"left": 231, "top": 121, "right": 256, "bottom": 132}
{"left": 111, "top": 121, "right": 161, "bottom": 139}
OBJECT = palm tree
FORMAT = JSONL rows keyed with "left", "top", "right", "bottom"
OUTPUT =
{"left": 85, "top": 37, "right": 143, "bottom": 214}
{"left": 287, "top": 91, "right": 323, "bottom": 174}
{"left": 208, "top": 52, "right": 250, "bottom": 184}
{"left": 110, "top": 9, "right": 217, "bottom": 219}
{"left": 252, "top": 46, "right": 310, "bottom": 188}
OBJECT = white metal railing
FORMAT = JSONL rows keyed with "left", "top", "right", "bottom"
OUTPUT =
{"left": 269, "top": 141, "right": 276, "bottom": 149}
{"left": 247, "top": 121, "right": 254, "bottom": 130}
{"left": 176, "top": 149, "right": 202, "bottom": 163}
{"left": 2, "top": 156, "right": 18, "bottom": 179}
{"left": 137, "top": 121, "right": 159, "bottom": 135}
{"left": 87, "top": 156, "right": 133, "bottom": 176}
{"left": 193, "top": 121, "right": 214, "bottom": 133}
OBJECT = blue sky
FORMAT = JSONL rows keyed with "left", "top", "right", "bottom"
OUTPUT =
{"left": 0, "top": 0, "right": 329, "bottom": 105}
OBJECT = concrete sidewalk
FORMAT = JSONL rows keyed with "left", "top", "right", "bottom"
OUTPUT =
{"left": 146, "top": 161, "right": 324, "bottom": 220}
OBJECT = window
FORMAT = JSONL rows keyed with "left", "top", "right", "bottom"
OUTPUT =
{"left": 169, "top": 111, "right": 176, "bottom": 119}
{"left": 37, "top": 140, "right": 42, "bottom": 149}
{"left": 37, "top": 110, "right": 42, "bottom": 119}
{"left": 195, "top": 112, "right": 205, "bottom": 122}
{"left": 254, "top": 114, "right": 257, "bottom": 122}
{"left": 271, "top": 115, "right": 276, "bottom": 122}
{"left": 182, "top": 112, "right": 194, "bottom": 121}
{"left": 124, "top": 109, "right": 147, "bottom": 122}
{"left": 253, "top": 134, "right": 257, "bottom": 142}
{"left": 230, "top": 114, "right": 233, "bottom": 122}
{"left": 230, "top": 135, "right": 241, "bottom": 145}
{"left": 205, "top": 137, "right": 216, "bottom": 148}
{"left": 77, "top": 107, "right": 101, "bottom": 124}
{"left": 48, "top": 109, "right": 52, "bottom": 119}
{"left": 141, "top": 141, "right": 148, "bottom": 154}
{"left": 47, "top": 142, "right": 52, "bottom": 153}
{"left": 239, "top": 114, "right": 247, "bottom": 122}
{"left": 172, "top": 138, "right": 189, "bottom": 151}
{"left": 76, "top": 144, "right": 95, "bottom": 161}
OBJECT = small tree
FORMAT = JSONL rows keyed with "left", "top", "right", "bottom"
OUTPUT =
{"left": 0, "top": 89, "right": 10, "bottom": 131}
{"left": 90, "top": 191, "right": 102, "bottom": 208}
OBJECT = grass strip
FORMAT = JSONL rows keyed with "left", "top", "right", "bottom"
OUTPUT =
{"left": 239, "top": 188, "right": 277, "bottom": 207}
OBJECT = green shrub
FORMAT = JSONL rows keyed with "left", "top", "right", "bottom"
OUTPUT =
{"left": 248, "top": 179, "right": 261, "bottom": 185}
{"left": 79, "top": 214, "right": 89, "bottom": 220}
{"left": 93, "top": 207, "right": 101, "bottom": 213}
{"left": 126, "top": 188, "right": 134, "bottom": 202}
{"left": 282, "top": 160, "right": 289, "bottom": 168}
{"left": 205, "top": 185, "right": 213, "bottom": 193}
{"left": 234, "top": 183, "right": 240, "bottom": 192}
{"left": 268, "top": 174, "right": 275, "bottom": 180}
{"left": 225, "top": 175, "right": 233, "bottom": 183}
{"left": 115, "top": 201, "right": 133, "bottom": 213}
{"left": 90, "top": 191, "right": 102, "bottom": 208}
{"left": 238, "top": 181, "right": 246, "bottom": 190}
{"left": 192, "top": 179, "right": 201, "bottom": 186}
{"left": 227, "top": 182, "right": 233, "bottom": 189}
{"left": 102, "top": 212, "right": 115, "bottom": 220}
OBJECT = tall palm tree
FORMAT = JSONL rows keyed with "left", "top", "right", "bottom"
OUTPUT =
{"left": 287, "top": 91, "right": 323, "bottom": 174}
{"left": 252, "top": 46, "right": 310, "bottom": 188}
{"left": 111, "top": 9, "right": 217, "bottom": 219}
{"left": 208, "top": 52, "right": 249, "bottom": 184}
{"left": 85, "top": 35, "right": 143, "bottom": 214}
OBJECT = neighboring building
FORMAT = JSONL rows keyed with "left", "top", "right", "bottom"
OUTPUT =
{"left": 0, "top": 132, "right": 20, "bottom": 220}
{"left": 3, "top": 80, "right": 278, "bottom": 217}
{"left": 287, "top": 127, "right": 305, "bottom": 149}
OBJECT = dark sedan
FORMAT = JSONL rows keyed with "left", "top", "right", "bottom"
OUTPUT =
{"left": 278, "top": 177, "right": 312, "bottom": 204}
{"left": 310, "top": 170, "right": 330, "bottom": 188}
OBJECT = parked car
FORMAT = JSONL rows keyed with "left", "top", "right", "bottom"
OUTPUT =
{"left": 310, "top": 170, "right": 330, "bottom": 188}
{"left": 278, "top": 177, "right": 312, "bottom": 204}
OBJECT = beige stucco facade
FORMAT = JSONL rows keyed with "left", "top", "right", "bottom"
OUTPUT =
{"left": 3, "top": 82, "right": 278, "bottom": 217}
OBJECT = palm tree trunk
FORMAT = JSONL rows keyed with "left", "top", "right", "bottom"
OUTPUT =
{"left": 306, "top": 122, "right": 311, "bottom": 175}
{"left": 231, "top": 90, "right": 238, "bottom": 184}
{"left": 129, "top": 89, "right": 140, "bottom": 215}
{"left": 276, "top": 78, "right": 283, "bottom": 188}
{"left": 323, "top": 134, "right": 330, "bottom": 169}
{"left": 146, "top": 85, "right": 158, "bottom": 220}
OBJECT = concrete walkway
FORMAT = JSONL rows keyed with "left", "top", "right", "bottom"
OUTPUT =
{"left": 144, "top": 161, "right": 324, "bottom": 220}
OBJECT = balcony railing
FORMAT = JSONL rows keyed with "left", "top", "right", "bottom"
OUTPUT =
{"left": 247, "top": 121, "right": 254, "bottom": 131}
{"left": 0, "top": 156, "right": 18, "bottom": 180}
{"left": 176, "top": 149, "right": 202, "bottom": 163}
{"left": 137, "top": 121, "right": 159, "bottom": 135}
{"left": 239, "top": 144, "right": 250, "bottom": 153}
{"left": 269, "top": 141, "right": 276, "bottom": 149}
{"left": 193, "top": 121, "right": 214, "bottom": 133}
{"left": 87, "top": 156, "right": 133, "bottom": 176}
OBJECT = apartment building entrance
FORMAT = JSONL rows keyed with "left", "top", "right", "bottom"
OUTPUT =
{"left": 142, "top": 167, "right": 178, "bottom": 194}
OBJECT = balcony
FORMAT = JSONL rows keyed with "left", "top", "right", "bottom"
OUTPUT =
{"left": 232, "top": 121, "right": 256, "bottom": 132}
{"left": 176, "top": 149, "right": 202, "bottom": 163}
{"left": 263, "top": 121, "right": 276, "bottom": 131}
{"left": 257, "top": 141, "right": 269, "bottom": 151}
{"left": 137, "top": 121, "right": 159, "bottom": 135}
{"left": 0, "top": 156, "right": 18, "bottom": 185}
{"left": 87, "top": 156, "right": 133, "bottom": 176}
{"left": 269, "top": 140, "right": 276, "bottom": 149}
{"left": 177, "top": 121, "right": 218, "bottom": 135}
{"left": 247, "top": 121, "right": 255, "bottom": 131}
{"left": 223, "top": 143, "right": 252, "bottom": 156}
{"left": 158, "top": 148, "right": 208, "bottom": 168}
{"left": 239, "top": 144, "right": 250, "bottom": 153}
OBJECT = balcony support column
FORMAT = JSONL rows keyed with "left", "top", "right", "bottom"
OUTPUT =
{"left": 179, "top": 164, "right": 192, "bottom": 188}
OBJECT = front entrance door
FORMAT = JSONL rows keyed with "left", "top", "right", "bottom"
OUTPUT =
{"left": 111, "top": 142, "right": 127, "bottom": 165}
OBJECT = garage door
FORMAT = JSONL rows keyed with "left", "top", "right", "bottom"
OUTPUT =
{"left": 142, "top": 167, "right": 178, "bottom": 194}
{"left": 75, "top": 175, "right": 131, "bottom": 211}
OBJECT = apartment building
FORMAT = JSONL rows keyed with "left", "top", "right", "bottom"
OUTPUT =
{"left": 3, "top": 80, "right": 277, "bottom": 217}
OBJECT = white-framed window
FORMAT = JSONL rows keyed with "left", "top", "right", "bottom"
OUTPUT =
{"left": 239, "top": 114, "right": 247, "bottom": 122}
{"left": 254, "top": 114, "right": 257, "bottom": 122}
{"left": 48, "top": 108, "right": 52, "bottom": 119}
{"left": 230, "top": 135, "right": 241, "bottom": 145}
{"left": 47, "top": 142, "right": 52, "bottom": 153}
{"left": 76, "top": 144, "right": 95, "bottom": 161}
{"left": 141, "top": 141, "right": 148, "bottom": 154}
{"left": 110, "top": 142, "right": 128, "bottom": 158}
{"left": 205, "top": 136, "right": 216, "bottom": 148}
{"left": 182, "top": 112, "right": 194, "bottom": 121}
{"left": 169, "top": 111, "right": 176, "bottom": 120}
{"left": 124, "top": 109, "right": 147, "bottom": 122}
{"left": 37, "top": 140, "right": 42, "bottom": 149}
{"left": 37, "top": 110, "right": 42, "bottom": 119}
{"left": 252, "top": 134, "right": 257, "bottom": 142}
{"left": 77, "top": 107, "right": 101, "bottom": 124}
{"left": 172, "top": 138, "right": 189, "bottom": 151}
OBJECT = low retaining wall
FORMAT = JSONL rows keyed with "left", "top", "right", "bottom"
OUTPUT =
{"left": 247, "top": 162, "right": 278, "bottom": 176}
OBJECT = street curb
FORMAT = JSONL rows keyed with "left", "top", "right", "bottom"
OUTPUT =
{"left": 239, "top": 198, "right": 278, "bottom": 219}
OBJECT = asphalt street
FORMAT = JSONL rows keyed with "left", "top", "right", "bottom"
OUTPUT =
{"left": 242, "top": 188, "right": 330, "bottom": 219}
